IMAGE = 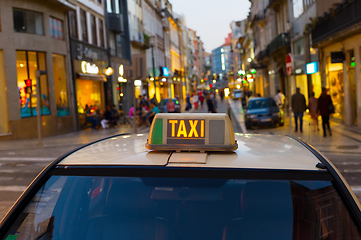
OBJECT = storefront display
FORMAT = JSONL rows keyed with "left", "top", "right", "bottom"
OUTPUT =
{"left": 326, "top": 57, "right": 344, "bottom": 120}
{"left": 0, "top": 50, "right": 9, "bottom": 134}
{"left": 16, "top": 51, "right": 50, "bottom": 117}
{"left": 53, "top": 54, "right": 69, "bottom": 117}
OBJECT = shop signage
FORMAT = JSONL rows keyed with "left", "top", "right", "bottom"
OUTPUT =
{"left": 331, "top": 52, "right": 345, "bottom": 63}
{"left": 81, "top": 61, "right": 99, "bottom": 74}
{"left": 118, "top": 64, "right": 127, "bottom": 82}
{"left": 306, "top": 62, "right": 318, "bottom": 75}
{"left": 295, "top": 68, "right": 303, "bottom": 74}
{"left": 119, "top": 65, "right": 124, "bottom": 76}
{"left": 134, "top": 80, "right": 142, "bottom": 86}
{"left": 286, "top": 54, "right": 293, "bottom": 76}
{"left": 72, "top": 40, "right": 108, "bottom": 62}
{"left": 162, "top": 67, "right": 169, "bottom": 77}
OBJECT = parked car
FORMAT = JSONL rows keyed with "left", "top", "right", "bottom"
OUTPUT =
{"left": 245, "top": 97, "right": 284, "bottom": 129}
{"left": 231, "top": 90, "right": 247, "bottom": 106}
{"left": 158, "top": 98, "right": 181, "bottom": 113}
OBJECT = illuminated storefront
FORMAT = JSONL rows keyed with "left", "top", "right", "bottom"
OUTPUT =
{"left": 326, "top": 57, "right": 344, "bottom": 120}
{"left": 16, "top": 51, "right": 50, "bottom": 117}
{"left": 0, "top": 50, "right": 9, "bottom": 134}
{"left": 70, "top": 40, "right": 108, "bottom": 126}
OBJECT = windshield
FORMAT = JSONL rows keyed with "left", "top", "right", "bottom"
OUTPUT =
{"left": 248, "top": 99, "right": 278, "bottom": 109}
{"left": 3, "top": 175, "right": 361, "bottom": 240}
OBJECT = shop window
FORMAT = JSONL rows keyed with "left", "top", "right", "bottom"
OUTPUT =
{"left": 0, "top": 50, "right": 9, "bottom": 134}
{"left": 76, "top": 80, "right": 103, "bottom": 114}
{"left": 49, "top": 17, "right": 64, "bottom": 40}
{"left": 68, "top": 11, "right": 78, "bottom": 39}
{"left": 80, "top": 9, "right": 88, "bottom": 42}
{"left": 326, "top": 56, "right": 344, "bottom": 121}
{"left": 16, "top": 51, "right": 50, "bottom": 118}
{"left": 53, "top": 54, "right": 69, "bottom": 117}
{"left": 99, "top": 19, "right": 105, "bottom": 47}
{"left": 292, "top": 0, "right": 304, "bottom": 19}
{"left": 13, "top": 8, "right": 43, "bottom": 35}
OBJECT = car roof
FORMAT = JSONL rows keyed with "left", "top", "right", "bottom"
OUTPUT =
{"left": 249, "top": 97, "right": 273, "bottom": 101}
{"left": 58, "top": 133, "right": 322, "bottom": 171}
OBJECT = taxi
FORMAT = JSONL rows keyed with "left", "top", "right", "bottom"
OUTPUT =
{"left": 1, "top": 113, "right": 361, "bottom": 240}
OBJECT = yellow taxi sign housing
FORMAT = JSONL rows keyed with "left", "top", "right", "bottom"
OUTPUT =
{"left": 146, "top": 113, "right": 238, "bottom": 152}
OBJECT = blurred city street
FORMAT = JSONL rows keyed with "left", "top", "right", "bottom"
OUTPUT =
{"left": 2, "top": 97, "right": 361, "bottom": 219}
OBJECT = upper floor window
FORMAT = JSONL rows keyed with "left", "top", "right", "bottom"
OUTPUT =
{"left": 80, "top": 9, "right": 88, "bottom": 42}
{"left": 107, "top": 0, "right": 120, "bottom": 14}
{"left": 91, "top": 15, "right": 97, "bottom": 45}
{"left": 13, "top": 8, "right": 43, "bottom": 35}
{"left": 99, "top": 19, "right": 105, "bottom": 47}
{"left": 68, "top": 11, "right": 78, "bottom": 39}
{"left": 50, "top": 17, "right": 64, "bottom": 40}
{"left": 293, "top": 0, "right": 304, "bottom": 19}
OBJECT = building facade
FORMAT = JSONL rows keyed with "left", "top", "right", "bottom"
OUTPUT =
{"left": 105, "top": 0, "right": 131, "bottom": 112}
{"left": 0, "top": 0, "right": 76, "bottom": 140}
{"left": 312, "top": 0, "right": 361, "bottom": 126}
{"left": 68, "top": 0, "right": 109, "bottom": 129}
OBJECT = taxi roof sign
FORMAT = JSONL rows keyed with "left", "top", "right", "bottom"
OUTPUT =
{"left": 146, "top": 113, "right": 238, "bottom": 152}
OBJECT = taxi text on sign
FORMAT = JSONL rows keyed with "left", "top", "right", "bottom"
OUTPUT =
{"left": 167, "top": 119, "right": 205, "bottom": 144}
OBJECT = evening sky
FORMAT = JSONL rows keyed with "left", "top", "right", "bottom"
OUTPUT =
{"left": 170, "top": 0, "right": 251, "bottom": 53}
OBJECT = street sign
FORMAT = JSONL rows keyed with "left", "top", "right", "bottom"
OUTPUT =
{"left": 286, "top": 54, "right": 293, "bottom": 76}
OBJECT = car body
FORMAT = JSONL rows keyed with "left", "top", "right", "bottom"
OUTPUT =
{"left": 1, "top": 113, "right": 361, "bottom": 240}
{"left": 245, "top": 97, "right": 284, "bottom": 129}
{"left": 158, "top": 98, "right": 181, "bottom": 113}
{"left": 231, "top": 89, "right": 247, "bottom": 106}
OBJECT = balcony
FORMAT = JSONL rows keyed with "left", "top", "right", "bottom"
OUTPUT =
{"left": 108, "top": 13, "right": 124, "bottom": 33}
{"left": 267, "top": 0, "right": 282, "bottom": 10}
{"left": 256, "top": 47, "right": 270, "bottom": 62}
{"left": 312, "top": 0, "right": 361, "bottom": 46}
{"left": 130, "top": 30, "right": 144, "bottom": 48}
{"left": 49, "top": 0, "right": 76, "bottom": 10}
{"left": 268, "top": 33, "right": 290, "bottom": 54}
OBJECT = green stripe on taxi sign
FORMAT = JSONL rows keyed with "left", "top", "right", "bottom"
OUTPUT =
{"left": 151, "top": 118, "right": 163, "bottom": 144}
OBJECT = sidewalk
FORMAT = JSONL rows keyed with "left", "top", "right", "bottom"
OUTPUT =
{"left": 0, "top": 124, "right": 150, "bottom": 160}
{"left": 228, "top": 98, "right": 361, "bottom": 155}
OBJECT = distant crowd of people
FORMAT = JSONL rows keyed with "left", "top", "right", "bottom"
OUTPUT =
{"left": 275, "top": 87, "right": 334, "bottom": 137}
{"left": 186, "top": 89, "right": 224, "bottom": 113}
{"left": 84, "top": 104, "right": 120, "bottom": 130}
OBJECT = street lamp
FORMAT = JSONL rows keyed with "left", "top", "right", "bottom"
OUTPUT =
{"left": 149, "top": 36, "right": 157, "bottom": 100}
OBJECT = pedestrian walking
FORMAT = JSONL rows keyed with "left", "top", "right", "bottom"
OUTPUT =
{"left": 148, "top": 102, "right": 159, "bottom": 124}
{"left": 166, "top": 98, "right": 176, "bottom": 113}
{"left": 212, "top": 92, "right": 218, "bottom": 113}
{"left": 220, "top": 89, "right": 224, "bottom": 101}
{"left": 317, "top": 87, "right": 334, "bottom": 137}
{"left": 199, "top": 93, "right": 205, "bottom": 109}
{"left": 308, "top": 92, "right": 319, "bottom": 132}
{"left": 192, "top": 93, "right": 199, "bottom": 110}
{"left": 206, "top": 94, "right": 214, "bottom": 113}
{"left": 274, "top": 89, "right": 285, "bottom": 109}
{"left": 185, "top": 94, "right": 191, "bottom": 111}
{"left": 291, "top": 87, "right": 307, "bottom": 132}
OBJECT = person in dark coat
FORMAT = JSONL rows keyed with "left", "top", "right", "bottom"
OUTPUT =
{"left": 206, "top": 94, "right": 215, "bottom": 113}
{"left": 317, "top": 87, "right": 333, "bottom": 137}
{"left": 291, "top": 87, "right": 307, "bottom": 132}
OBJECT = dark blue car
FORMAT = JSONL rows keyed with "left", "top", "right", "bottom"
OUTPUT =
{"left": 245, "top": 97, "right": 284, "bottom": 129}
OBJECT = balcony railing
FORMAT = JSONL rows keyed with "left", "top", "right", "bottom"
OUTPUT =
{"left": 256, "top": 47, "right": 270, "bottom": 62}
{"left": 268, "top": 33, "right": 290, "bottom": 53}
{"left": 108, "top": 13, "right": 124, "bottom": 33}
{"left": 312, "top": 0, "right": 361, "bottom": 45}
{"left": 267, "top": 0, "right": 282, "bottom": 10}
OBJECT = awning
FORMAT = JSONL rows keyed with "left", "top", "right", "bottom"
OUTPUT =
{"left": 76, "top": 73, "right": 107, "bottom": 82}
